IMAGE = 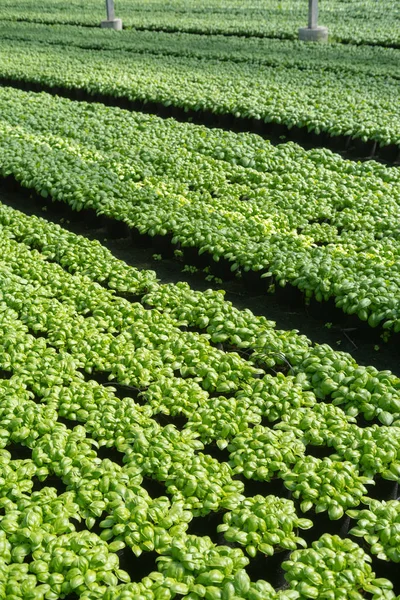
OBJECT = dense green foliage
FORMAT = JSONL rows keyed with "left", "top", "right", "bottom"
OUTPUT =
{"left": 2, "top": 0, "right": 399, "bottom": 46}
{"left": 0, "top": 34, "right": 398, "bottom": 148}
{"left": 1, "top": 22, "right": 399, "bottom": 81}
{"left": 1, "top": 1, "right": 400, "bottom": 596}
{"left": 1, "top": 87, "right": 400, "bottom": 334}
{"left": 349, "top": 499, "right": 400, "bottom": 563}
{"left": 0, "top": 200, "right": 398, "bottom": 598}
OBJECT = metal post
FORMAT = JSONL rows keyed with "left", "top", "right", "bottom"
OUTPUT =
{"left": 105, "top": 0, "right": 115, "bottom": 21}
{"left": 308, "top": 0, "right": 318, "bottom": 29}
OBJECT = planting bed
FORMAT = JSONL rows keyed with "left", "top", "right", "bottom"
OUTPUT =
{"left": 2, "top": 184, "right": 398, "bottom": 373}
{"left": 2, "top": 0, "right": 400, "bottom": 46}
{"left": 0, "top": 37, "right": 399, "bottom": 154}
{"left": 0, "top": 199, "right": 399, "bottom": 599}
{"left": 1, "top": 2, "right": 400, "bottom": 597}
{"left": 2, "top": 22, "right": 400, "bottom": 80}
{"left": 1, "top": 87, "right": 400, "bottom": 340}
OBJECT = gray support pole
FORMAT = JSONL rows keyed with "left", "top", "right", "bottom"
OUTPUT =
{"left": 101, "top": 0, "right": 122, "bottom": 30}
{"left": 105, "top": 0, "right": 115, "bottom": 21}
{"left": 308, "top": 0, "right": 318, "bottom": 29}
{"left": 299, "top": 0, "right": 328, "bottom": 42}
